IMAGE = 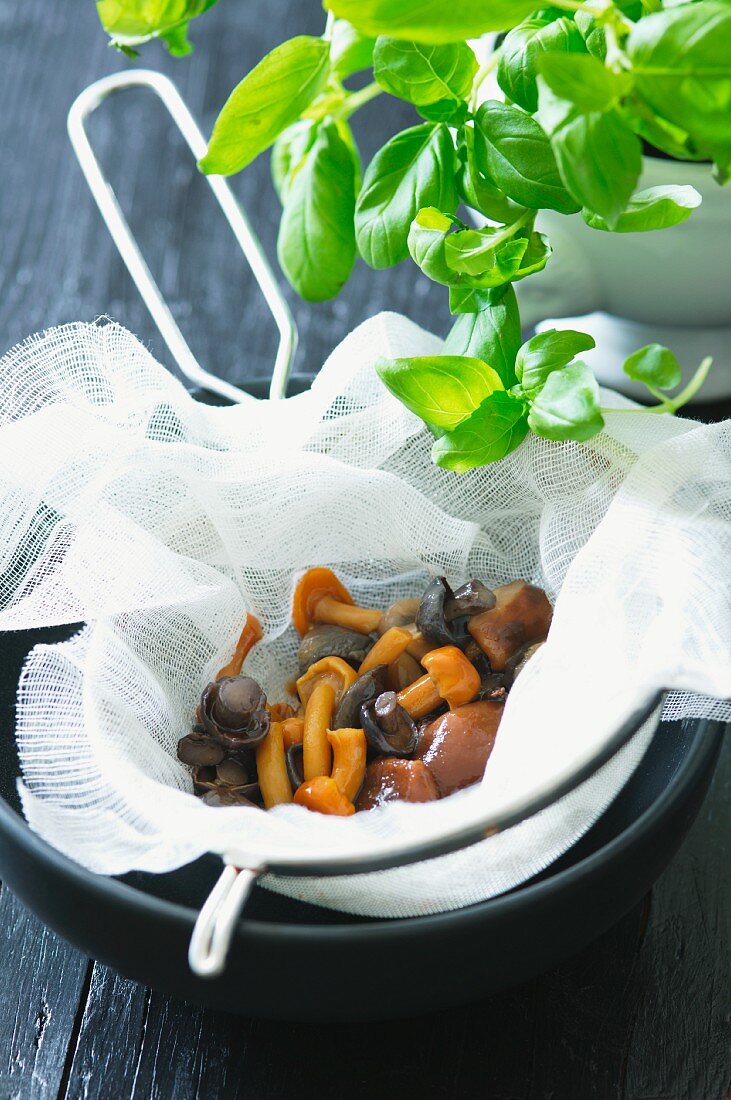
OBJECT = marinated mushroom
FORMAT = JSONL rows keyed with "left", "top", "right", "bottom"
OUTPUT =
{"left": 377, "top": 597, "right": 421, "bottom": 635}
{"left": 506, "top": 641, "right": 544, "bottom": 683}
{"left": 296, "top": 655, "right": 358, "bottom": 710}
{"left": 199, "top": 675, "right": 270, "bottom": 750}
{"left": 286, "top": 742, "right": 305, "bottom": 790}
{"left": 256, "top": 721, "right": 293, "bottom": 808}
{"left": 192, "top": 762, "right": 261, "bottom": 806}
{"left": 216, "top": 614, "right": 263, "bottom": 679}
{"left": 358, "top": 626, "right": 413, "bottom": 675}
{"left": 361, "top": 692, "right": 419, "bottom": 756}
{"left": 467, "top": 581, "right": 552, "bottom": 671}
{"left": 444, "top": 579, "right": 496, "bottom": 619}
{"left": 281, "top": 716, "right": 305, "bottom": 749}
{"left": 297, "top": 624, "right": 373, "bottom": 674}
{"left": 397, "top": 645, "right": 481, "bottom": 719}
{"left": 293, "top": 567, "right": 381, "bottom": 637}
{"left": 294, "top": 776, "right": 355, "bottom": 816}
{"left": 416, "top": 699, "right": 503, "bottom": 796}
{"left": 332, "top": 665, "right": 389, "bottom": 729}
{"left": 327, "top": 727, "right": 367, "bottom": 802}
{"left": 177, "top": 731, "right": 225, "bottom": 767}
{"left": 415, "top": 577, "right": 459, "bottom": 647}
{"left": 356, "top": 758, "right": 439, "bottom": 811}
{"left": 387, "top": 651, "right": 423, "bottom": 692}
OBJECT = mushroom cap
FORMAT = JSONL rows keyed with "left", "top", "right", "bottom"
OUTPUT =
{"left": 332, "top": 665, "right": 389, "bottom": 729}
{"left": 297, "top": 624, "right": 373, "bottom": 675}
{"left": 292, "top": 567, "right": 354, "bottom": 637}
{"left": 296, "top": 655, "right": 358, "bottom": 709}
{"left": 378, "top": 597, "right": 421, "bottom": 635}
{"left": 356, "top": 758, "right": 439, "bottom": 811}
{"left": 421, "top": 645, "right": 481, "bottom": 709}
{"left": 416, "top": 699, "right": 503, "bottom": 796}
{"left": 467, "top": 581, "right": 552, "bottom": 672}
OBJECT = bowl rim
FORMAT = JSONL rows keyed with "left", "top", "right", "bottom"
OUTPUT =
{"left": 0, "top": 716, "right": 722, "bottom": 942}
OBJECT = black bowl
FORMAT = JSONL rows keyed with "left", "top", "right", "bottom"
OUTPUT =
{"left": 0, "top": 622, "right": 723, "bottom": 1020}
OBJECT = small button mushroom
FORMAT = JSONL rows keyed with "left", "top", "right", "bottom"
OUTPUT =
{"left": 292, "top": 567, "right": 382, "bottom": 637}
{"left": 199, "top": 675, "right": 270, "bottom": 750}
{"left": 467, "top": 581, "right": 552, "bottom": 672}
{"left": 332, "top": 665, "right": 389, "bottom": 730}
{"left": 361, "top": 692, "right": 419, "bottom": 756}
{"left": 294, "top": 776, "right": 355, "bottom": 816}
{"left": 416, "top": 699, "right": 504, "bottom": 796}
{"left": 356, "top": 758, "right": 439, "bottom": 811}
{"left": 177, "top": 731, "right": 225, "bottom": 767}
{"left": 444, "top": 579, "right": 496, "bottom": 620}
{"left": 216, "top": 614, "right": 263, "bottom": 679}
{"left": 415, "top": 577, "right": 459, "bottom": 647}
{"left": 297, "top": 624, "right": 373, "bottom": 675}
{"left": 377, "top": 597, "right": 421, "bottom": 635}
{"left": 296, "top": 657, "right": 357, "bottom": 780}
{"left": 192, "top": 763, "right": 262, "bottom": 806}
{"left": 327, "top": 727, "right": 367, "bottom": 801}
{"left": 397, "top": 645, "right": 481, "bottom": 719}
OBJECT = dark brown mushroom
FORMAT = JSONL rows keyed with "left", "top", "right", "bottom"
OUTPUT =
{"left": 415, "top": 577, "right": 458, "bottom": 647}
{"left": 192, "top": 762, "right": 262, "bottom": 806}
{"left": 505, "top": 640, "right": 544, "bottom": 683}
{"left": 415, "top": 699, "right": 503, "bottom": 796}
{"left": 332, "top": 665, "right": 389, "bottom": 729}
{"left": 199, "top": 675, "right": 270, "bottom": 750}
{"left": 378, "top": 597, "right": 421, "bottom": 635}
{"left": 444, "top": 579, "right": 496, "bottom": 619}
{"left": 297, "top": 624, "right": 374, "bottom": 675}
{"left": 177, "top": 731, "right": 225, "bottom": 767}
{"left": 286, "top": 742, "right": 304, "bottom": 791}
{"left": 467, "top": 581, "right": 552, "bottom": 671}
{"left": 360, "top": 691, "right": 419, "bottom": 757}
{"left": 356, "top": 757, "right": 439, "bottom": 811}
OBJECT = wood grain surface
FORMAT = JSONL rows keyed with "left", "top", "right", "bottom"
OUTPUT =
{"left": 0, "top": 2, "right": 728, "bottom": 1097}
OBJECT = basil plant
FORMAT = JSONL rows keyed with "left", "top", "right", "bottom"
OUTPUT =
{"left": 98, "top": 0, "right": 728, "bottom": 470}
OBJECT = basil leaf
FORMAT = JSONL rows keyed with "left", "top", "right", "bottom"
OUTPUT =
{"left": 516, "top": 328, "right": 595, "bottom": 395}
{"left": 199, "top": 36, "right": 330, "bottom": 175}
{"left": 444, "top": 286, "right": 521, "bottom": 386}
{"left": 628, "top": 2, "right": 731, "bottom": 176}
{"left": 355, "top": 123, "right": 457, "bottom": 268}
{"left": 331, "top": 19, "right": 375, "bottom": 77}
{"left": 474, "top": 101, "right": 580, "bottom": 215}
{"left": 407, "top": 208, "right": 456, "bottom": 286}
{"left": 323, "top": 0, "right": 540, "bottom": 44}
{"left": 537, "top": 81, "right": 642, "bottom": 226}
{"left": 623, "top": 344, "right": 681, "bottom": 390}
{"left": 449, "top": 286, "right": 498, "bottom": 314}
{"left": 511, "top": 230, "right": 552, "bottom": 282}
{"left": 417, "top": 100, "right": 470, "bottom": 125}
{"left": 498, "top": 13, "right": 586, "bottom": 114}
{"left": 527, "top": 360, "right": 604, "bottom": 442}
{"left": 445, "top": 228, "right": 529, "bottom": 279}
{"left": 97, "top": 0, "right": 216, "bottom": 54}
{"left": 432, "top": 392, "right": 529, "bottom": 471}
{"left": 271, "top": 120, "right": 318, "bottom": 202}
{"left": 455, "top": 126, "right": 522, "bottom": 224}
{"left": 537, "top": 52, "right": 632, "bottom": 112}
{"left": 373, "top": 38, "right": 477, "bottom": 107}
{"left": 277, "top": 123, "right": 358, "bottom": 301}
{"left": 582, "top": 185, "right": 702, "bottom": 232}
{"left": 376, "top": 355, "right": 504, "bottom": 430}
{"left": 574, "top": 12, "right": 606, "bottom": 62}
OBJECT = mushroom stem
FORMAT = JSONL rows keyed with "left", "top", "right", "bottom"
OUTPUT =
{"left": 397, "top": 674, "right": 442, "bottom": 719}
{"left": 303, "top": 681, "right": 336, "bottom": 779}
{"left": 358, "top": 626, "right": 413, "bottom": 674}
{"left": 327, "top": 727, "right": 367, "bottom": 801}
{"left": 255, "top": 721, "right": 293, "bottom": 808}
{"left": 294, "top": 776, "right": 355, "bottom": 816}
{"left": 313, "top": 596, "right": 382, "bottom": 635}
{"left": 281, "top": 716, "right": 305, "bottom": 749}
{"left": 216, "top": 614, "right": 263, "bottom": 679}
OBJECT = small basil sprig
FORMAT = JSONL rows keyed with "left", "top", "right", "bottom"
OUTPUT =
{"left": 97, "top": 0, "right": 218, "bottom": 56}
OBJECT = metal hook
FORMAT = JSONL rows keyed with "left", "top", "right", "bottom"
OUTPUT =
{"left": 188, "top": 863, "right": 265, "bottom": 978}
{"left": 67, "top": 69, "right": 298, "bottom": 402}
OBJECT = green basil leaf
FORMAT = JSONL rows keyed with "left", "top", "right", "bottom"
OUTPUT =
{"left": 624, "top": 104, "right": 702, "bottom": 163}
{"left": 323, "top": 0, "right": 540, "bottom": 44}
{"left": 407, "top": 207, "right": 456, "bottom": 286}
{"left": 623, "top": 344, "right": 682, "bottom": 390}
{"left": 331, "top": 19, "right": 375, "bottom": 77}
{"left": 582, "top": 185, "right": 702, "bottom": 232}
{"left": 449, "top": 286, "right": 498, "bottom": 314}
{"left": 199, "top": 36, "right": 330, "bottom": 175}
{"left": 497, "top": 13, "right": 586, "bottom": 114}
{"left": 432, "top": 392, "right": 529, "bottom": 471}
{"left": 574, "top": 12, "right": 606, "bottom": 62}
{"left": 537, "top": 80, "right": 642, "bottom": 226}
{"left": 355, "top": 123, "right": 457, "bottom": 268}
{"left": 516, "top": 328, "right": 595, "bottom": 395}
{"left": 527, "top": 360, "right": 604, "bottom": 441}
{"left": 444, "top": 286, "right": 521, "bottom": 386}
{"left": 373, "top": 38, "right": 477, "bottom": 107}
{"left": 511, "top": 230, "right": 552, "bottom": 282}
{"left": 474, "top": 100, "right": 580, "bottom": 215}
{"left": 537, "top": 52, "right": 632, "bottom": 112}
{"left": 445, "top": 228, "right": 529, "bottom": 279}
{"left": 455, "top": 126, "right": 522, "bottom": 224}
{"left": 277, "top": 123, "right": 358, "bottom": 301}
{"left": 271, "top": 119, "right": 318, "bottom": 202}
{"left": 628, "top": 1, "right": 731, "bottom": 175}
{"left": 376, "top": 355, "right": 504, "bottom": 430}
{"left": 97, "top": 0, "right": 216, "bottom": 53}
{"left": 417, "top": 100, "right": 470, "bottom": 125}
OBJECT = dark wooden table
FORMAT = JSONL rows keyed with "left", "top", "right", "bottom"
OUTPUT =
{"left": 0, "top": 2, "right": 728, "bottom": 1097}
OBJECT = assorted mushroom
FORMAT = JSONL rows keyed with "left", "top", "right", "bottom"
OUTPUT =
{"left": 177, "top": 567, "right": 552, "bottom": 817}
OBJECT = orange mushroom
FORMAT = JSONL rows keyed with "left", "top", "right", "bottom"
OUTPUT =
{"left": 295, "top": 656, "right": 358, "bottom": 710}
{"left": 358, "top": 626, "right": 413, "bottom": 675}
{"left": 268, "top": 702, "right": 296, "bottom": 722}
{"left": 292, "top": 567, "right": 381, "bottom": 637}
{"left": 281, "top": 716, "right": 305, "bottom": 749}
{"left": 216, "top": 614, "right": 263, "bottom": 679}
{"left": 467, "top": 581, "right": 552, "bottom": 672}
{"left": 387, "top": 651, "right": 423, "bottom": 692}
{"left": 294, "top": 775, "right": 355, "bottom": 816}
{"left": 302, "top": 681, "right": 336, "bottom": 780}
{"left": 397, "top": 645, "right": 481, "bottom": 719}
{"left": 255, "top": 721, "right": 293, "bottom": 808}
{"left": 327, "top": 727, "right": 367, "bottom": 802}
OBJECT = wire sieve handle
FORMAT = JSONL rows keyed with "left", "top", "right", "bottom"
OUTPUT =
{"left": 67, "top": 69, "right": 298, "bottom": 402}
{"left": 188, "top": 863, "right": 265, "bottom": 977}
